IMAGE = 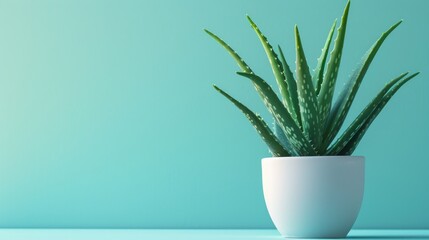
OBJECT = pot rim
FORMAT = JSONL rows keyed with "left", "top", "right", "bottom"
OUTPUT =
{"left": 262, "top": 155, "right": 364, "bottom": 162}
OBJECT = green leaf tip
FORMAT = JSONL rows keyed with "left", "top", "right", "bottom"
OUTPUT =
{"left": 246, "top": 15, "right": 257, "bottom": 29}
{"left": 388, "top": 19, "right": 402, "bottom": 32}
{"left": 407, "top": 72, "right": 420, "bottom": 79}
{"left": 344, "top": 0, "right": 351, "bottom": 14}
{"left": 204, "top": 28, "right": 212, "bottom": 35}
{"left": 294, "top": 26, "right": 300, "bottom": 41}
{"left": 314, "top": 19, "right": 337, "bottom": 95}
{"left": 388, "top": 20, "right": 403, "bottom": 32}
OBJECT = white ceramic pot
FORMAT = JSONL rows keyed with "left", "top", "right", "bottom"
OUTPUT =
{"left": 262, "top": 156, "right": 364, "bottom": 238}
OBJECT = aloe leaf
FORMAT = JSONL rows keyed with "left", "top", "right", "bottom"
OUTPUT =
{"left": 327, "top": 72, "right": 409, "bottom": 154}
{"left": 204, "top": 29, "right": 253, "bottom": 74}
{"left": 237, "top": 72, "right": 316, "bottom": 155}
{"left": 294, "top": 26, "right": 320, "bottom": 147}
{"left": 213, "top": 85, "right": 290, "bottom": 157}
{"left": 205, "top": 29, "right": 279, "bottom": 126}
{"left": 313, "top": 19, "right": 337, "bottom": 95}
{"left": 323, "top": 20, "right": 403, "bottom": 149}
{"left": 278, "top": 45, "right": 301, "bottom": 127}
{"left": 318, "top": 1, "right": 350, "bottom": 139}
{"left": 274, "top": 122, "right": 298, "bottom": 156}
{"left": 336, "top": 72, "right": 419, "bottom": 155}
{"left": 246, "top": 16, "right": 297, "bottom": 122}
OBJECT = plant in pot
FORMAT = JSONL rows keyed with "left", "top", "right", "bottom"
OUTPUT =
{"left": 205, "top": 1, "right": 419, "bottom": 238}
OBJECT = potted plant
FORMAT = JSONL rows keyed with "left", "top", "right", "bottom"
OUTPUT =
{"left": 205, "top": 1, "right": 419, "bottom": 238}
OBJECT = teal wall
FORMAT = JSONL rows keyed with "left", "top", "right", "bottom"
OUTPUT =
{"left": 0, "top": 0, "right": 428, "bottom": 229}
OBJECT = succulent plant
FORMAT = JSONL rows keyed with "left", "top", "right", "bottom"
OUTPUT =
{"left": 205, "top": 1, "right": 419, "bottom": 156}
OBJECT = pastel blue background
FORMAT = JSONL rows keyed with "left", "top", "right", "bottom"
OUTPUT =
{"left": 0, "top": 0, "right": 428, "bottom": 229}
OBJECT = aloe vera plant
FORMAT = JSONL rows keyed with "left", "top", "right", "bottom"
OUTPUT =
{"left": 205, "top": 1, "right": 419, "bottom": 156}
